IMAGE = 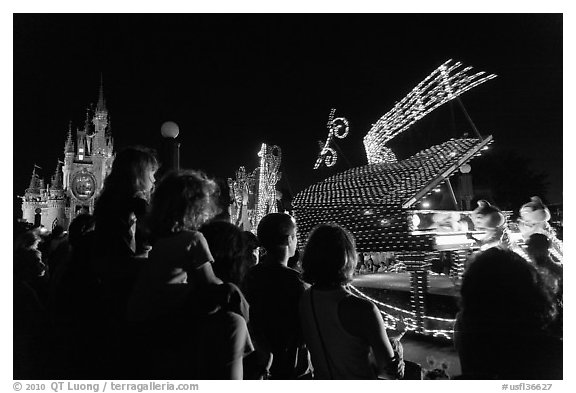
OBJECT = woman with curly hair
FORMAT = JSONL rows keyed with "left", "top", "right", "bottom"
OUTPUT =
{"left": 299, "top": 223, "right": 404, "bottom": 379}
{"left": 127, "top": 170, "right": 253, "bottom": 379}
{"left": 455, "top": 248, "right": 562, "bottom": 379}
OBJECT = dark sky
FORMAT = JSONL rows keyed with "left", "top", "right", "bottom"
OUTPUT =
{"left": 13, "top": 14, "right": 563, "bottom": 216}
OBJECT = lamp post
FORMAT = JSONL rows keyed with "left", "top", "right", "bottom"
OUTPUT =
{"left": 458, "top": 164, "right": 473, "bottom": 211}
{"left": 159, "top": 121, "right": 180, "bottom": 178}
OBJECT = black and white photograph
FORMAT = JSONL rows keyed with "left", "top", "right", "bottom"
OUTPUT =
{"left": 8, "top": 4, "right": 569, "bottom": 388}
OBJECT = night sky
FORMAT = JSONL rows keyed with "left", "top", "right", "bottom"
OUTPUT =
{"left": 13, "top": 14, "right": 563, "bottom": 217}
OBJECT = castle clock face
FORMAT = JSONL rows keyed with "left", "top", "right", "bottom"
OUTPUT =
{"left": 71, "top": 171, "right": 97, "bottom": 200}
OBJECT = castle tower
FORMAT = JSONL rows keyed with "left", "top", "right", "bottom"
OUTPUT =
{"left": 21, "top": 165, "right": 45, "bottom": 226}
{"left": 62, "top": 122, "right": 74, "bottom": 190}
{"left": 66, "top": 77, "right": 113, "bottom": 219}
{"left": 22, "top": 78, "right": 115, "bottom": 229}
{"left": 45, "top": 161, "right": 68, "bottom": 228}
{"left": 90, "top": 75, "right": 113, "bottom": 197}
{"left": 76, "top": 108, "right": 91, "bottom": 161}
{"left": 92, "top": 74, "right": 109, "bottom": 156}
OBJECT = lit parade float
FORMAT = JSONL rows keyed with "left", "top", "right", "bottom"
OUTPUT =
{"left": 228, "top": 143, "right": 282, "bottom": 232}
{"left": 292, "top": 59, "right": 500, "bottom": 339}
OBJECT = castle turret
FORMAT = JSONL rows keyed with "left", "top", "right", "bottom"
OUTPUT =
{"left": 90, "top": 75, "right": 113, "bottom": 194}
{"left": 22, "top": 165, "right": 45, "bottom": 227}
{"left": 92, "top": 74, "right": 109, "bottom": 156}
{"left": 50, "top": 161, "right": 63, "bottom": 190}
{"left": 76, "top": 108, "right": 90, "bottom": 161}
{"left": 63, "top": 122, "right": 74, "bottom": 190}
{"left": 46, "top": 160, "right": 68, "bottom": 228}
{"left": 27, "top": 165, "right": 41, "bottom": 192}
{"left": 64, "top": 121, "right": 74, "bottom": 154}
{"left": 97, "top": 73, "right": 107, "bottom": 113}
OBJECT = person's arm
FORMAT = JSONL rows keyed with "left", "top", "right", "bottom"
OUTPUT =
{"left": 221, "top": 313, "right": 253, "bottom": 380}
{"left": 339, "top": 296, "right": 403, "bottom": 379}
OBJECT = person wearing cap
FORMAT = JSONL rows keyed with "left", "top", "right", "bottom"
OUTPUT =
{"left": 244, "top": 212, "right": 312, "bottom": 379}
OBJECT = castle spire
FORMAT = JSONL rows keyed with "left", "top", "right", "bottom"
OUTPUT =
{"left": 50, "top": 160, "right": 63, "bottom": 190}
{"left": 84, "top": 107, "right": 91, "bottom": 132}
{"left": 65, "top": 121, "right": 74, "bottom": 154}
{"left": 97, "top": 73, "right": 106, "bottom": 112}
{"left": 28, "top": 164, "right": 41, "bottom": 190}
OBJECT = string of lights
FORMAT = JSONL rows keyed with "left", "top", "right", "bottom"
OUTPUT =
{"left": 255, "top": 143, "right": 282, "bottom": 230}
{"left": 363, "top": 59, "right": 496, "bottom": 164}
{"left": 228, "top": 165, "right": 257, "bottom": 228}
{"left": 348, "top": 285, "right": 456, "bottom": 338}
{"left": 314, "top": 108, "right": 350, "bottom": 169}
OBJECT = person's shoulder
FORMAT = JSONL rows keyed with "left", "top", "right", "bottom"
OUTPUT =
{"left": 279, "top": 265, "right": 307, "bottom": 287}
{"left": 245, "top": 262, "right": 264, "bottom": 280}
{"left": 209, "top": 310, "right": 248, "bottom": 335}
{"left": 163, "top": 230, "right": 205, "bottom": 247}
{"left": 248, "top": 262, "right": 265, "bottom": 273}
{"left": 340, "top": 292, "right": 377, "bottom": 316}
{"left": 219, "top": 281, "right": 245, "bottom": 298}
{"left": 283, "top": 265, "right": 303, "bottom": 278}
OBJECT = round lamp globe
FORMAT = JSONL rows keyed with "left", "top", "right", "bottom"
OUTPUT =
{"left": 160, "top": 121, "right": 180, "bottom": 138}
{"left": 459, "top": 164, "right": 472, "bottom": 174}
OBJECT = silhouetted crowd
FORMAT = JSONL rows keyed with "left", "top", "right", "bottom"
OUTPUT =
{"left": 14, "top": 146, "right": 562, "bottom": 380}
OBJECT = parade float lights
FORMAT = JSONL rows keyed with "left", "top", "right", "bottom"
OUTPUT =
{"left": 228, "top": 165, "right": 257, "bottom": 229}
{"left": 314, "top": 109, "right": 350, "bottom": 169}
{"left": 363, "top": 59, "right": 496, "bottom": 165}
{"left": 294, "top": 59, "right": 498, "bottom": 339}
{"left": 228, "top": 143, "right": 283, "bottom": 233}
{"left": 348, "top": 285, "right": 454, "bottom": 339}
{"left": 255, "top": 143, "right": 282, "bottom": 230}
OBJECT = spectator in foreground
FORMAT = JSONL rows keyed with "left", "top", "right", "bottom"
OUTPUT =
{"left": 454, "top": 248, "right": 561, "bottom": 379}
{"left": 127, "top": 170, "right": 253, "bottom": 379}
{"left": 201, "top": 220, "right": 252, "bottom": 291}
{"left": 92, "top": 146, "right": 159, "bottom": 321}
{"left": 244, "top": 212, "right": 312, "bottom": 379}
{"left": 526, "top": 233, "right": 563, "bottom": 293}
{"left": 13, "top": 230, "right": 52, "bottom": 379}
{"left": 299, "top": 223, "right": 404, "bottom": 379}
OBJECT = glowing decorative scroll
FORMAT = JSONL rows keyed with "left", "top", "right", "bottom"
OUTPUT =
{"left": 314, "top": 109, "right": 350, "bottom": 169}
{"left": 364, "top": 59, "right": 497, "bottom": 164}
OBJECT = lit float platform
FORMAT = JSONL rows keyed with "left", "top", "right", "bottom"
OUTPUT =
{"left": 352, "top": 271, "right": 459, "bottom": 297}
{"left": 350, "top": 272, "right": 460, "bottom": 340}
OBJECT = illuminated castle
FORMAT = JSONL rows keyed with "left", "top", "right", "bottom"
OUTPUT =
{"left": 21, "top": 80, "right": 114, "bottom": 229}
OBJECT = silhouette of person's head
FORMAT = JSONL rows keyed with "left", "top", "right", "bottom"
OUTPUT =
{"left": 242, "top": 230, "right": 260, "bottom": 267}
{"left": 68, "top": 213, "right": 96, "bottom": 249}
{"left": 15, "top": 230, "right": 41, "bottom": 250}
{"left": 257, "top": 213, "right": 297, "bottom": 259}
{"left": 526, "top": 233, "right": 551, "bottom": 262}
{"left": 104, "top": 146, "right": 159, "bottom": 197}
{"left": 51, "top": 224, "right": 65, "bottom": 238}
{"left": 301, "top": 223, "right": 358, "bottom": 287}
{"left": 460, "top": 248, "right": 556, "bottom": 330}
{"left": 149, "top": 170, "right": 218, "bottom": 239}
{"left": 201, "top": 220, "right": 247, "bottom": 285}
